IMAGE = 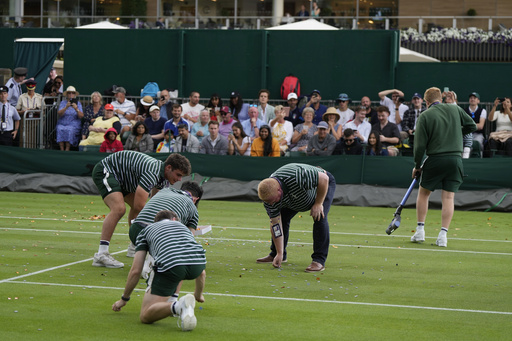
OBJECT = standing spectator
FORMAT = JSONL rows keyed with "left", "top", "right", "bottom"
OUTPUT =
{"left": 270, "top": 105, "right": 294, "bottom": 155}
{"left": 181, "top": 91, "right": 205, "bottom": 124}
{"left": 251, "top": 125, "right": 280, "bottom": 157}
{"left": 0, "top": 85, "right": 20, "bottom": 146}
{"left": 218, "top": 106, "right": 235, "bottom": 139}
{"left": 291, "top": 107, "right": 318, "bottom": 153}
{"left": 285, "top": 92, "right": 303, "bottom": 127}
{"left": 91, "top": 151, "right": 191, "bottom": 267}
{"left": 6, "top": 67, "right": 32, "bottom": 107}
{"left": 344, "top": 105, "right": 372, "bottom": 143}
{"left": 111, "top": 210, "right": 205, "bottom": 332}
{"left": 229, "top": 91, "right": 250, "bottom": 122}
{"left": 311, "top": 1, "right": 321, "bottom": 17}
{"left": 199, "top": 120, "right": 228, "bottom": 155}
{"left": 401, "top": 93, "right": 425, "bottom": 144}
{"left": 124, "top": 122, "right": 154, "bottom": 153}
{"left": 79, "top": 103, "right": 121, "bottom": 148}
{"left": 301, "top": 89, "right": 327, "bottom": 125}
{"left": 372, "top": 106, "right": 400, "bottom": 156}
{"left": 56, "top": 86, "right": 83, "bottom": 151}
{"left": 81, "top": 91, "right": 105, "bottom": 140}
{"left": 488, "top": 97, "right": 512, "bottom": 156}
{"left": 257, "top": 89, "right": 275, "bottom": 124}
{"left": 256, "top": 163, "right": 336, "bottom": 272}
{"left": 322, "top": 107, "right": 342, "bottom": 142}
{"left": 156, "top": 129, "right": 174, "bottom": 153}
{"left": 163, "top": 103, "right": 189, "bottom": 137}
{"left": 335, "top": 93, "right": 354, "bottom": 127}
{"left": 361, "top": 96, "right": 378, "bottom": 125}
{"left": 100, "top": 128, "right": 124, "bottom": 153}
{"left": 241, "top": 105, "right": 265, "bottom": 140}
{"left": 366, "top": 130, "right": 389, "bottom": 156}
{"left": 410, "top": 87, "right": 476, "bottom": 247}
{"left": 464, "top": 92, "right": 487, "bottom": 156}
{"left": 307, "top": 121, "right": 336, "bottom": 156}
{"left": 155, "top": 17, "right": 165, "bottom": 28}
{"left": 175, "top": 123, "right": 200, "bottom": 153}
{"left": 43, "top": 67, "right": 60, "bottom": 95}
{"left": 228, "top": 121, "right": 251, "bottom": 156}
{"left": 297, "top": 4, "right": 309, "bottom": 19}
{"left": 111, "top": 86, "right": 136, "bottom": 135}
{"left": 191, "top": 109, "right": 211, "bottom": 142}
{"left": 144, "top": 105, "right": 166, "bottom": 149}
{"left": 378, "top": 88, "right": 408, "bottom": 130}
{"left": 44, "top": 75, "right": 63, "bottom": 105}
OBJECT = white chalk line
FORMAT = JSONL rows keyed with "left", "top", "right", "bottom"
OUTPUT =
{"left": 3, "top": 280, "right": 512, "bottom": 316}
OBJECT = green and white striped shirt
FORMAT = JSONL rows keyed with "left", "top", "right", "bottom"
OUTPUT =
{"left": 264, "top": 163, "right": 321, "bottom": 218}
{"left": 134, "top": 187, "right": 199, "bottom": 229}
{"left": 136, "top": 219, "right": 206, "bottom": 272}
{"left": 100, "top": 151, "right": 168, "bottom": 193}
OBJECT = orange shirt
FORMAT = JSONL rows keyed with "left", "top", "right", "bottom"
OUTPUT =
{"left": 250, "top": 137, "right": 281, "bottom": 157}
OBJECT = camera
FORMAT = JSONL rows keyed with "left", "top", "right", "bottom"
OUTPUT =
{"left": 398, "top": 97, "right": 405, "bottom": 104}
{"left": 160, "top": 96, "right": 165, "bottom": 101}
{"left": 70, "top": 98, "right": 78, "bottom": 104}
{"left": 499, "top": 98, "right": 505, "bottom": 102}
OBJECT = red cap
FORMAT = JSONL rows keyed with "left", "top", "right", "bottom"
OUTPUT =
{"left": 105, "top": 103, "right": 114, "bottom": 111}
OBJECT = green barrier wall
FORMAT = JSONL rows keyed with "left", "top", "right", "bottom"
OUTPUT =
{"left": 0, "top": 146, "right": 509, "bottom": 191}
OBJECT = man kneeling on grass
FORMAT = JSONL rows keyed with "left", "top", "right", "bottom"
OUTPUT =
{"left": 112, "top": 210, "right": 206, "bottom": 332}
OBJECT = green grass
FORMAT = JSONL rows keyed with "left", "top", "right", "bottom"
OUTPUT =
{"left": 1, "top": 192, "right": 511, "bottom": 340}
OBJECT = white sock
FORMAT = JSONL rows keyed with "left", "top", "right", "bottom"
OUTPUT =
{"left": 98, "top": 242, "right": 109, "bottom": 254}
{"left": 439, "top": 227, "right": 448, "bottom": 236}
{"left": 462, "top": 147, "right": 470, "bottom": 159}
{"left": 416, "top": 223, "right": 425, "bottom": 231}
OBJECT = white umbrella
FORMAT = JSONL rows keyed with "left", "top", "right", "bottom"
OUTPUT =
{"left": 399, "top": 47, "right": 439, "bottom": 62}
{"left": 266, "top": 18, "right": 338, "bottom": 31}
{"left": 76, "top": 21, "right": 127, "bottom": 29}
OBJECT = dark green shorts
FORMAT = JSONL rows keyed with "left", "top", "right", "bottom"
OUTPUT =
{"left": 129, "top": 222, "right": 146, "bottom": 245}
{"left": 149, "top": 264, "right": 205, "bottom": 297}
{"left": 92, "top": 163, "right": 123, "bottom": 199}
{"left": 420, "top": 155, "right": 464, "bottom": 192}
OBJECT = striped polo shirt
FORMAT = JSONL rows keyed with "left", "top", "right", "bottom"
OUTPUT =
{"left": 263, "top": 163, "right": 321, "bottom": 218}
{"left": 100, "top": 151, "right": 168, "bottom": 193}
{"left": 134, "top": 187, "right": 199, "bottom": 229}
{"left": 136, "top": 219, "right": 206, "bottom": 272}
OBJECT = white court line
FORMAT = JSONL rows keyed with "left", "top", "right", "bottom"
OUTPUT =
{"left": 1, "top": 227, "right": 511, "bottom": 256}
{"left": 4, "top": 280, "right": 512, "bottom": 316}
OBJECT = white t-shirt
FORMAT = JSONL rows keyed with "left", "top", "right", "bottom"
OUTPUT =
{"left": 336, "top": 108, "right": 354, "bottom": 127}
{"left": 489, "top": 110, "right": 512, "bottom": 131}
{"left": 181, "top": 102, "right": 205, "bottom": 123}
{"left": 344, "top": 120, "right": 372, "bottom": 143}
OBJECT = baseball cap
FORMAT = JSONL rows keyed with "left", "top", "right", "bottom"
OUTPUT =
{"left": 412, "top": 92, "right": 422, "bottom": 99}
{"left": 469, "top": 92, "right": 480, "bottom": 99}
{"left": 230, "top": 91, "right": 240, "bottom": 98}
{"left": 0, "top": 85, "right": 8, "bottom": 92}
{"left": 317, "top": 121, "right": 329, "bottom": 129}
{"left": 221, "top": 105, "right": 231, "bottom": 114}
{"left": 337, "top": 93, "right": 350, "bottom": 102}
{"left": 310, "top": 89, "right": 321, "bottom": 96}
{"left": 287, "top": 92, "right": 298, "bottom": 100}
{"left": 149, "top": 105, "right": 160, "bottom": 112}
{"left": 113, "top": 86, "right": 126, "bottom": 94}
{"left": 104, "top": 103, "right": 114, "bottom": 111}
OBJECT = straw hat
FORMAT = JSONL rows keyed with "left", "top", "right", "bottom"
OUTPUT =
{"left": 322, "top": 107, "right": 340, "bottom": 122}
{"left": 63, "top": 86, "right": 79, "bottom": 96}
{"left": 140, "top": 95, "right": 154, "bottom": 106}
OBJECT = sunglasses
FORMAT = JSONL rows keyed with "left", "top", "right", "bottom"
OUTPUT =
{"left": 345, "top": 139, "right": 354, "bottom": 142}
{"left": 249, "top": 104, "right": 258, "bottom": 107}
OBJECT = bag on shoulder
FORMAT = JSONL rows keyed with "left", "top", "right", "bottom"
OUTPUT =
{"left": 280, "top": 75, "right": 300, "bottom": 100}
{"left": 140, "top": 82, "right": 160, "bottom": 99}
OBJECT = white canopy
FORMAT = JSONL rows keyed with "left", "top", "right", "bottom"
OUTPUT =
{"left": 76, "top": 21, "right": 127, "bottom": 29}
{"left": 266, "top": 18, "right": 338, "bottom": 31}
{"left": 399, "top": 47, "right": 439, "bottom": 62}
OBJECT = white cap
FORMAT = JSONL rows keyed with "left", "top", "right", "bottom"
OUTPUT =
{"left": 287, "top": 92, "right": 298, "bottom": 100}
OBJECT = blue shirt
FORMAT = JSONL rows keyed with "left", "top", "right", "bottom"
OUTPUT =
{"left": 191, "top": 121, "right": 210, "bottom": 143}
{"left": 163, "top": 118, "right": 189, "bottom": 137}
{"left": 233, "top": 103, "right": 250, "bottom": 122}
{"left": 144, "top": 117, "right": 167, "bottom": 135}
{"left": 241, "top": 118, "right": 265, "bottom": 138}
{"left": 300, "top": 104, "right": 327, "bottom": 125}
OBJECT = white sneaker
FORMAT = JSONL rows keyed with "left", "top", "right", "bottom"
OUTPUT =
{"left": 126, "top": 243, "right": 136, "bottom": 257}
{"left": 436, "top": 234, "right": 447, "bottom": 247}
{"left": 411, "top": 229, "right": 425, "bottom": 243}
{"left": 141, "top": 255, "right": 154, "bottom": 279}
{"left": 92, "top": 252, "right": 124, "bottom": 268}
{"left": 177, "top": 294, "right": 196, "bottom": 331}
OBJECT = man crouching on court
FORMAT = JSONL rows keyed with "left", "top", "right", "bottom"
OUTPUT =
{"left": 256, "top": 163, "right": 336, "bottom": 272}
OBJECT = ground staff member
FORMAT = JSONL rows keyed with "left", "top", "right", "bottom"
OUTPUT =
{"left": 91, "top": 151, "right": 191, "bottom": 268}
{"left": 112, "top": 210, "right": 206, "bottom": 332}
{"left": 411, "top": 87, "right": 476, "bottom": 247}
{"left": 256, "top": 163, "right": 336, "bottom": 272}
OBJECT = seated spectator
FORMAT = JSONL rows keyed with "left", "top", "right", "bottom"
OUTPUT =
{"left": 269, "top": 105, "right": 293, "bottom": 155}
{"left": 443, "top": 90, "right": 473, "bottom": 158}
{"left": 228, "top": 121, "right": 251, "bottom": 156}
{"left": 56, "top": 86, "right": 83, "bottom": 151}
{"left": 464, "top": 92, "right": 487, "bottom": 156}
{"left": 144, "top": 105, "right": 166, "bottom": 149}
{"left": 156, "top": 129, "right": 175, "bottom": 153}
{"left": 181, "top": 91, "right": 205, "bottom": 124}
{"left": 365, "top": 130, "right": 389, "bottom": 156}
{"left": 336, "top": 128, "right": 363, "bottom": 155}
{"left": 241, "top": 105, "right": 265, "bottom": 140}
{"left": 163, "top": 103, "right": 189, "bottom": 137}
{"left": 135, "top": 96, "right": 154, "bottom": 122}
{"left": 100, "top": 128, "right": 124, "bottom": 153}
{"left": 335, "top": 93, "right": 354, "bottom": 127}
{"left": 285, "top": 92, "right": 303, "bottom": 127}
{"left": 361, "top": 96, "right": 378, "bottom": 125}
{"left": 206, "top": 93, "right": 223, "bottom": 121}
{"left": 191, "top": 109, "right": 211, "bottom": 142}
{"left": 229, "top": 91, "right": 249, "bottom": 121}
{"left": 158, "top": 88, "right": 175, "bottom": 120}
{"left": 111, "top": 86, "right": 136, "bottom": 135}
{"left": 307, "top": 121, "right": 336, "bottom": 156}
{"left": 488, "top": 97, "right": 512, "bottom": 156}
{"left": 378, "top": 88, "right": 408, "bottom": 130}
{"left": 81, "top": 91, "right": 104, "bottom": 140}
{"left": 251, "top": 125, "right": 280, "bottom": 157}
{"left": 79, "top": 103, "right": 121, "bottom": 147}
{"left": 322, "top": 107, "right": 342, "bottom": 142}
{"left": 218, "top": 106, "right": 235, "bottom": 138}
{"left": 372, "top": 106, "right": 400, "bottom": 156}
{"left": 257, "top": 89, "right": 275, "bottom": 124}
{"left": 175, "top": 123, "right": 200, "bottom": 153}
{"left": 300, "top": 89, "right": 327, "bottom": 125}
{"left": 401, "top": 93, "right": 425, "bottom": 143}
{"left": 291, "top": 107, "right": 318, "bottom": 152}
{"left": 344, "top": 105, "right": 372, "bottom": 144}
{"left": 124, "top": 121, "right": 154, "bottom": 153}
{"left": 199, "top": 120, "right": 228, "bottom": 155}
